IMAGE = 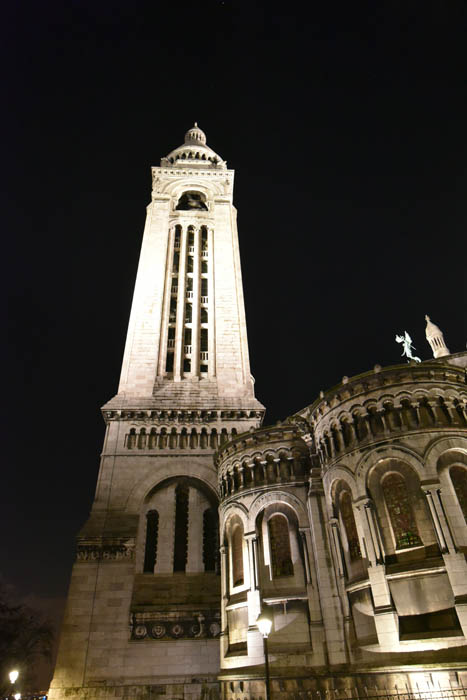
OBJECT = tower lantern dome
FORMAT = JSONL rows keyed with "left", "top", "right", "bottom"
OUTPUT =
{"left": 162, "top": 122, "right": 226, "bottom": 168}
{"left": 425, "top": 314, "right": 450, "bottom": 358}
{"left": 184, "top": 122, "right": 207, "bottom": 145}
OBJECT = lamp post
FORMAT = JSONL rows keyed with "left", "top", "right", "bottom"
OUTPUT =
{"left": 257, "top": 612, "right": 272, "bottom": 700}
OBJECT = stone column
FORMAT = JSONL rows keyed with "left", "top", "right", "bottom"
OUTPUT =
{"left": 299, "top": 528, "right": 312, "bottom": 584}
{"left": 219, "top": 544, "right": 229, "bottom": 660}
{"left": 328, "top": 518, "right": 345, "bottom": 579}
{"left": 154, "top": 484, "right": 176, "bottom": 573}
{"left": 244, "top": 532, "right": 263, "bottom": 667}
{"left": 174, "top": 224, "right": 188, "bottom": 381}
{"left": 357, "top": 498, "right": 384, "bottom": 565}
{"left": 186, "top": 487, "right": 203, "bottom": 572}
{"left": 191, "top": 225, "right": 201, "bottom": 377}
{"left": 334, "top": 425, "right": 345, "bottom": 452}
{"left": 158, "top": 225, "right": 175, "bottom": 377}
{"left": 422, "top": 487, "right": 449, "bottom": 553}
{"left": 207, "top": 225, "right": 216, "bottom": 378}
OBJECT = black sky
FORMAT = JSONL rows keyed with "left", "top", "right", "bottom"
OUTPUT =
{"left": 2, "top": 0, "right": 467, "bottom": 651}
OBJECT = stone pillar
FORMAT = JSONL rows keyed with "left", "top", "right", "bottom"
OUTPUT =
{"left": 307, "top": 472, "right": 347, "bottom": 665}
{"left": 174, "top": 224, "right": 188, "bottom": 381}
{"left": 369, "top": 565, "right": 399, "bottom": 649}
{"left": 154, "top": 484, "right": 176, "bottom": 573}
{"left": 422, "top": 487, "right": 467, "bottom": 637}
{"left": 191, "top": 224, "right": 200, "bottom": 377}
{"left": 220, "top": 544, "right": 229, "bottom": 660}
{"left": 244, "top": 532, "right": 258, "bottom": 591}
{"left": 357, "top": 498, "right": 384, "bottom": 565}
{"left": 299, "top": 528, "right": 312, "bottom": 584}
{"left": 186, "top": 487, "right": 203, "bottom": 572}
{"left": 328, "top": 518, "right": 345, "bottom": 579}
{"left": 207, "top": 225, "right": 216, "bottom": 378}
{"left": 355, "top": 498, "right": 398, "bottom": 648}
{"left": 244, "top": 532, "right": 263, "bottom": 667}
{"left": 422, "top": 487, "right": 450, "bottom": 553}
{"left": 158, "top": 224, "right": 175, "bottom": 377}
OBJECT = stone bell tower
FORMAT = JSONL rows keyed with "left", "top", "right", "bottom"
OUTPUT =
{"left": 49, "top": 124, "right": 264, "bottom": 700}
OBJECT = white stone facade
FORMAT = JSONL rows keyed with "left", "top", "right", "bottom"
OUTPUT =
{"left": 50, "top": 126, "right": 264, "bottom": 700}
{"left": 50, "top": 127, "right": 467, "bottom": 700}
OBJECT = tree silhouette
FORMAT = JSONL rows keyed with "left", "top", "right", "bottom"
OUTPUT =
{"left": 0, "top": 584, "right": 54, "bottom": 695}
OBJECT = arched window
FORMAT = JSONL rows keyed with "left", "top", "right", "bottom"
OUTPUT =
{"left": 231, "top": 525, "right": 244, "bottom": 586}
{"left": 382, "top": 473, "right": 422, "bottom": 549}
{"left": 340, "top": 491, "right": 361, "bottom": 561}
{"left": 450, "top": 466, "right": 467, "bottom": 522}
{"left": 173, "top": 483, "right": 189, "bottom": 572}
{"left": 176, "top": 191, "right": 208, "bottom": 210}
{"left": 203, "top": 508, "right": 218, "bottom": 572}
{"left": 127, "top": 428, "right": 136, "bottom": 449}
{"left": 143, "top": 510, "right": 159, "bottom": 573}
{"left": 268, "top": 514, "right": 294, "bottom": 578}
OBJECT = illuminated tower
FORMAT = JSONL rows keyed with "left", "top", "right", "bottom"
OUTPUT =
{"left": 50, "top": 124, "right": 264, "bottom": 700}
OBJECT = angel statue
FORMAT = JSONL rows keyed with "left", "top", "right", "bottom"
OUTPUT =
{"left": 395, "top": 331, "right": 421, "bottom": 363}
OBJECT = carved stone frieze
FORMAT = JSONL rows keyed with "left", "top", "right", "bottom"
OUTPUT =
{"left": 130, "top": 611, "right": 221, "bottom": 641}
{"left": 76, "top": 539, "right": 135, "bottom": 562}
{"left": 102, "top": 408, "right": 264, "bottom": 424}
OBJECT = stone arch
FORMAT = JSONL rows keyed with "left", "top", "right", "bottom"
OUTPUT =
{"left": 248, "top": 490, "right": 308, "bottom": 529}
{"left": 220, "top": 501, "right": 249, "bottom": 539}
{"left": 125, "top": 461, "right": 217, "bottom": 513}
{"left": 222, "top": 507, "right": 250, "bottom": 592}
{"left": 424, "top": 435, "right": 467, "bottom": 472}
{"left": 324, "top": 466, "right": 358, "bottom": 500}
{"left": 161, "top": 179, "right": 223, "bottom": 199}
{"left": 366, "top": 455, "right": 437, "bottom": 557}
{"left": 134, "top": 474, "right": 218, "bottom": 576}
{"left": 356, "top": 444, "right": 426, "bottom": 492}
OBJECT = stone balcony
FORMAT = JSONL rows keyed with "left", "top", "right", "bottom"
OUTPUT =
{"left": 215, "top": 424, "right": 311, "bottom": 501}
{"left": 297, "top": 361, "right": 467, "bottom": 469}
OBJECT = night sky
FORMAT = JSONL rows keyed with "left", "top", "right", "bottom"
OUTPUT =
{"left": 2, "top": 0, "right": 467, "bottom": 678}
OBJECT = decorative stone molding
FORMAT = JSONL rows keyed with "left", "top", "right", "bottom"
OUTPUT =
{"left": 102, "top": 408, "right": 264, "bottom": 424}
{"left": 130, "top": 611, "right": 221, "bottom": 641}
{"left": 124, "top": 425, "right": 243, "bottom": 451}
{"left": 76, "top": 539, "right": 135, "bottom": 562}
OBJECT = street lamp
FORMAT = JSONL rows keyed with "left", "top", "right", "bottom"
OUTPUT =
{"left": 257, "top": 611, "right": 273, "bottom": 700}
{"left": 9, "top": 671, "right": 20, "bottom": 700}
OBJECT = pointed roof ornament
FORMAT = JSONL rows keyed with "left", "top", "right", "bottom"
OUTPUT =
{"left": 425, "top": 315, "right": 450, "bottom": 358}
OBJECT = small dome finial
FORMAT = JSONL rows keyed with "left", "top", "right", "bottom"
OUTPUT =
{"left": 184, "top": 123, "right": 206, "bottom": 146}
{"left": 425, "top": 315, "right": 450, "bottom": 358}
